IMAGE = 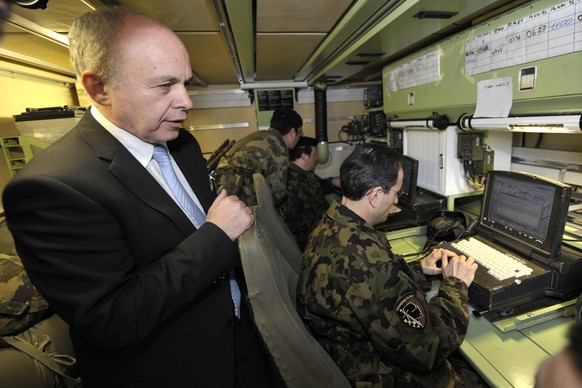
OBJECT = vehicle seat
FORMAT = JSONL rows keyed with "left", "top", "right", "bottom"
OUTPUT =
{"left": 238, "top": 173, "right": 350, "bottom": 388}
{"left": 252, "top": 173, "right": 302, "bottom": 275}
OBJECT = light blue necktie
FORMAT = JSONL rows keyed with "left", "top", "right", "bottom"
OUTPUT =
{"left": 153, "top": 145, "right": 206, "bottom": 228}
{"left": 153, "top": 145, "right": 241, "bottom": 317}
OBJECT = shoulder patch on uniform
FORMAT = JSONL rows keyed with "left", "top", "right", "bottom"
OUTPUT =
{"left": 395, "top": 293, "right": 426, "bottom": 329}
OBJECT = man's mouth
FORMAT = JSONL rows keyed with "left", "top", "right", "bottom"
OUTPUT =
{"left": 166, "top": 119, "right": 185, "bottom": 127}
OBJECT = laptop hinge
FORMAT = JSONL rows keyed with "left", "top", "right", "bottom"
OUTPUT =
{"left": 532, "top": 250, "right": 565, "bottom": 273}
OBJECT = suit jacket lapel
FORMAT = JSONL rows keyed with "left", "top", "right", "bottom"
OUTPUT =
{"left": 76, "top": 113, "right": 196, "bottom": 235}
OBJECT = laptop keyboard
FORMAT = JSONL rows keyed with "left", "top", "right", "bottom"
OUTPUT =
{"left": 451, "top": 238, "right": 534, "bottom": 281}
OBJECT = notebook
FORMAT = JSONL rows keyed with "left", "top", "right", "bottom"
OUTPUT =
{"left": 441, "top": 170, "right": 574, "bottom": 315}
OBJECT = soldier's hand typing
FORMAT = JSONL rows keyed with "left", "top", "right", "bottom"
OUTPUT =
{"left": 421, "top": 248, "right": 478, "bottom": 287}
{"left": 206, "top": 189, "right": 254, "bottom": 241}
{"left": 420, "top": 248, "right": 455, "bottom": 275}
{"left": 440, "top": 252, "right": 478, "bottom": 287}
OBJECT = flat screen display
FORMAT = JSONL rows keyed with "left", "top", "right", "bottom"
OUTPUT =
{"left": 398, "top": 154, "right": 418, "bottom": 205}
{"left": 480, "top": 171, "right": 571, "bottom": 257}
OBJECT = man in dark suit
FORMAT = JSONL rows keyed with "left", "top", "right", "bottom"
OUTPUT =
{"left": 2, "top": 7, "right": 279, "bottom": 387}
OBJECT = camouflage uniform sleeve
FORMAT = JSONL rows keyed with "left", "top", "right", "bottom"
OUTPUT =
{"left": 280, "top": 168, "right": 302, "bottom": 220}
{"left": 264, "top": 139, "right": 289, "bottom": 205}
{"left": 213, "top": 130, "right": 288, "bottom": 206}
{"left": 406, "top": 259, "right": 432, "bottom": 291}
{"left": 280, "top": 169, "right": 305, "bottom": 231}
{"left": 318, "top": 176, "right": 342, "bottom": 197}
{"left": 347, "top": 254, "right": 469, "bottom": 375}
{"left": 281, "top": 168, "right": 330, "bottom": 250}
{"left": 318, "top": 176, "right": 335, "bottom": 195}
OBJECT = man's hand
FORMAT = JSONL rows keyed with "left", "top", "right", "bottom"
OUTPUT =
{"left": 441, "top": 252, "right": 478, "bottom": 288}
{"left": 421, "top": 248, "right": 478, "bottom": 287}
{"left": 420, "top": 248, "right": 450, "bottom": 275}
{"left": 205, "top": 190, "right": 254, "bottom": 241}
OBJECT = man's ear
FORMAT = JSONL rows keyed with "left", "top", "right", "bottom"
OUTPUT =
{"left": 81, "top": 71, "right": 110, "bottom": 105}
{"left": 368, "top": 187, "right": 382, "bottom": 208}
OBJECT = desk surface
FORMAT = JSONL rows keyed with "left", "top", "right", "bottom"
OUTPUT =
{"left": 462, "top": 310, "right": 573, "bottom": 387}
{"left": 389, "top": 228, "right": 575, "bottom": 388}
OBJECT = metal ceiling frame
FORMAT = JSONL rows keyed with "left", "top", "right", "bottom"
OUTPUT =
{"left": 295, "top": 0, "right": 405, "bottom": 84}
{"left": 0, "top": 48, "right": 75, "bottom": 77}
{"left": 6, "top": 12, "right": 69, "bottom": 48}
{"left": 210, "top": 0, "right": 249, "bottom": 84}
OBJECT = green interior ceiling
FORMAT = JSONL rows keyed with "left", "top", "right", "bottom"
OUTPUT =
{"left": 295, "top": 0, "right": 405, "bottom": 82}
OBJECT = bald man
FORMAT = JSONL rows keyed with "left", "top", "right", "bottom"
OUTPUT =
{"left": 3, "top": 7, "right": 281, "bottom": 387}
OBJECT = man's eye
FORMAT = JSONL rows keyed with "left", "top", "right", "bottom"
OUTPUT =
{"left": 184, "top": 80, "right": 193, "bottom": 87}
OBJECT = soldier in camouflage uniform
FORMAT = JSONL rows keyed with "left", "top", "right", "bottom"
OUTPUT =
{"left": 213, "top": 109, "right": 303, "bottom": 206}
{"left": 279, "top": 136, "right": 341, "bottom": 251}
{"left": 297, "top": 143, "right": 478, "bottom": 387}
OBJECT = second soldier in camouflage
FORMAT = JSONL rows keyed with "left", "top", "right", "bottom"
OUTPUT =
{"left": 214, "top": 109, "right": 303, "bottom": 206}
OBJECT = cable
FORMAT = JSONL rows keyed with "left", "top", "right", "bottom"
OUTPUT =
{"left": 454, "top": 217, "right": 479, "bottom": 242}
{"left": 463, "top": 160, "right": 484, "bottom": 190}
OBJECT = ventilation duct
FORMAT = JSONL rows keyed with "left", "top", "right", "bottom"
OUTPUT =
{"left": 314, "top": 85, "right": 329, "bottom": 164}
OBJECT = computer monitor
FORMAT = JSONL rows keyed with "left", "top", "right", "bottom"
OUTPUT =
{"left": 479, "top": 170, "right": 572, "bottom": 258}
{"left": 398, "top": 154, "right": 419, "bottom": 206}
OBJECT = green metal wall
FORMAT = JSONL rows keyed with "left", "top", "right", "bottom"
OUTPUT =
{"left": 382, "top": 0, "right": 582, "bottom": 120}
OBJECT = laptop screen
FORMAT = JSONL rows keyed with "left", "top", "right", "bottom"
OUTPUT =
{"left": 398, "top": 154, "right": 419, "bottom": 205}
{"left": 480, "top": 170, "right": 572, "bottom": 258}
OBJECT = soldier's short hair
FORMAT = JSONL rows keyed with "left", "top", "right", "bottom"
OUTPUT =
{"left": 270, "top": 109, "right": 303, "bottom": 135}
{"left": 290, "top": 136, "right": 317, "bottom": 160}
{"left": 340, "top": 143, "right": 402, "bottom": 201}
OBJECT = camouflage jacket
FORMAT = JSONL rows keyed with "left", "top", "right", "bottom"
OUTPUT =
{"left": 297, "top": 202, "right": 470, "bottom": 387}
{"left": 279, "top": 163, "right": 332, "bottom": 251}
{"left": 0, "top": 254, "right": 51, "bottom": 336}
{"left": 214, "top": 129, "right": 288, "bottom": 206}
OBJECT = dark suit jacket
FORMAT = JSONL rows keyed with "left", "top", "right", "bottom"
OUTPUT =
{"left": 3, "top": 113, "right": 241, "bottom": 387}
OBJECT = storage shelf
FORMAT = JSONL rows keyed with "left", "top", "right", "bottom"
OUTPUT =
{"left": 1, "top": 136, "right": 50, "bottom": 177}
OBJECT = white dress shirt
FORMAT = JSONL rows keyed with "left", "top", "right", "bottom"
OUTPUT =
{"left": 90, "top": 106, "right": 206, "bottom": 216}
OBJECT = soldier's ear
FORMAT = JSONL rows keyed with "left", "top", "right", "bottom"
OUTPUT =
{"left": 367, "top": 186, "right": 382, "bottom": 208}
